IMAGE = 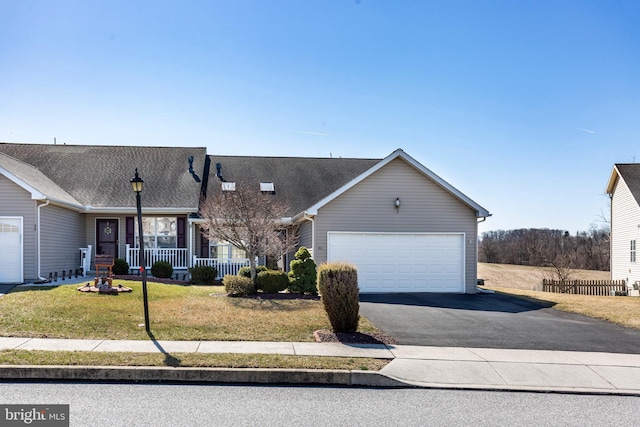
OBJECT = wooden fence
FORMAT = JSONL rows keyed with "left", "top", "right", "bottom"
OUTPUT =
{"left": 542, "top": 279, "right": 627, "bottom": 296}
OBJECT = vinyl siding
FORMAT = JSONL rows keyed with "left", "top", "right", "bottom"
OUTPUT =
{"left": 298, "top": 220, "right": 313, "bottom": 257}
{"left": 610, "top": 177, "right": 640, "bottom": 284}
{"left": 314, "top": 157, "right": 479, "bottom": 293}
{"left": 39, "top": 203, "right": 85, "bottom": 277}
{"left": 0, "top": 175, "right": 37, "bottom": 281}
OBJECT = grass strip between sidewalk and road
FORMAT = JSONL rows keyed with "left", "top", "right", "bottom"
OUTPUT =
{"left": 0, "top": 350, "right": 389, "bottom": 371}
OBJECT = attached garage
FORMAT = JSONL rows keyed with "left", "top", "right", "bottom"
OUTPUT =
{"left": 0, "top": 217, "right": 23, "bottom": 284}
{"left": 327, "top": 232, "right": 465, "bottom": 293}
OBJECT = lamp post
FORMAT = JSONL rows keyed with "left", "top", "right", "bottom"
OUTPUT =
{"left": 130, "top": 168, "right": 150, "bottom": 333}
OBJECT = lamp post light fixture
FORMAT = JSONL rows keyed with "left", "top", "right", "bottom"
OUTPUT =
{"left": 130, "top": 168, "right": 150, "bottom": 333}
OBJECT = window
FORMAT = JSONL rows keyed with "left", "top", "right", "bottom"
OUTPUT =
{"left": 221, "top": 182, "right": 236, "bottom": 191}
{"left": 135, "top": 217, "right": 177, "bottom": 248}
{"left": 210, "top": 242, "right": 247, "bottom": 259}
{"left": 260, "top": 182, "right": 275, "bottom": 193}
{"left": 632, "top": 240, "right": 637, "bottom": 263}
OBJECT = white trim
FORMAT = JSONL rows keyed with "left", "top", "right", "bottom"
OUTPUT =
{"left": 306, "top": 149, "right": 490, "bottom": 218}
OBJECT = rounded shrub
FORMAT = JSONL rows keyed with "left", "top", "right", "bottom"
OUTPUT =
{"left": 257, "top": 270, "right": 289, "bottom": 294}
{"left": 151, "top": 261, "right": 173, "bottom": 279}
{"left": 238, "top": 265, "right": 268, "bottom": 279}
{"left": 288, "top": 246, "right": 317, "bottom": 295}
{"left": 317, "top": 262, "right": 360, "bottom": 333}
{"left": 113, "top": 258, "right": 130, "bottom": 275}
{"left": 189, "top": 265, "right": 218, "bottom": 286}
{"left": 223, "top": 274, "right": 255, "bottom": 296}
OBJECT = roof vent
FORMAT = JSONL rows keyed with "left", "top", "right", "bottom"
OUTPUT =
{"left": 260, "top": 182, "right": 275, "bottom": 193}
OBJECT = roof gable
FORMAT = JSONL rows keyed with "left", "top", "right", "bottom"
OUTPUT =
{"left": 0, "top": 143, "right": 207, "bottom": 210}
{"left": 306, "top": 149, "right": 490, "bottom": 218}
{"left": 0, "top": 153, "right": 82, "bottom": 208}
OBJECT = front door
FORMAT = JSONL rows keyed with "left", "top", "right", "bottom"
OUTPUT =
{"left": 96, "top": 220, "right": 118, "bottom": 258}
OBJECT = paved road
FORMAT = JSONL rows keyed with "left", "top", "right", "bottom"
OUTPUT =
{"left": 1, "top": 382, "right": 638, "bottom": 426}
{"left": 359, "top": 292, "right": 640, "bottom": 353}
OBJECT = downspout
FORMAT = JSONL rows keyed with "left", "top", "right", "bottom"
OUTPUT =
{"left": 37, "top": 200, "right": 50, "bottom": 281}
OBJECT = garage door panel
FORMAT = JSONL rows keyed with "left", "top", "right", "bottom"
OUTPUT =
{"left": 327, "top": 232, "right": 464, "bottom": 293}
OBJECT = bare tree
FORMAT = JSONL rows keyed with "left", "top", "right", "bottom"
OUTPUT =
{"left": 198, "top": 180, "right": 299, "bottom": 282}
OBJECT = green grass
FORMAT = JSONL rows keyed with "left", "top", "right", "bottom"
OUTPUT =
{"left": 0, "top": 280, "right": 380, "bottom": 341}
{"left": 0, "top": 350, "right": 389, "bottom": 371}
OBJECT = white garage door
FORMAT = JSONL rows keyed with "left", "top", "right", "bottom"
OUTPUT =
{"left": 327, "top": 232, "right": 465, "bottom": 293}
{"left": 0, "top": 217, "right": 23, "bottom": 284}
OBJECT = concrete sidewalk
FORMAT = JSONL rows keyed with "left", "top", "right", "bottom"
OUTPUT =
{"left": 1, "top": 337, "right": 639, "bottom": 395}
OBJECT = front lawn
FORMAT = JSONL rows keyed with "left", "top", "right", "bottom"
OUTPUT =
{"left": 0, "top": 281, "right": 380, "bottom": 341}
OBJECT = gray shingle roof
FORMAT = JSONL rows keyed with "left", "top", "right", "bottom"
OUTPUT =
{"left": 208, "top": 155, "right": 381, "bottom": 216}
{"left": 0, "top": 143, "right": 206, "bottom": 209}
{"left": 615, "top": 164, "right": 640, "bottom": 204}
{"left": 0, "top": 153, "right": 81, "bottom": 207}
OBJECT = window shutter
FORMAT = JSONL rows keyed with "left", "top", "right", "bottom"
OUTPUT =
{"left": 177, "top": 217, "right": 186, "bottom": 248}
{"left": 126, "top": 217, "right": 135, "bottom": 247}
{"left": 200, "top": 234, "right": 209, "bottom": 258}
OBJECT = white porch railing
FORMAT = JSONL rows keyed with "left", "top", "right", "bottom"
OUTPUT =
{"left": 126, "top": 245, "right": 189, "bottom": 270}
{"left": 193, "top": 256, "right": 251, "bottom": 279}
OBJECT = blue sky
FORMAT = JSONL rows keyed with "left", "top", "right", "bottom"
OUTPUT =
{"left": 2, "top": 1, "right": 639, "bottom": 234}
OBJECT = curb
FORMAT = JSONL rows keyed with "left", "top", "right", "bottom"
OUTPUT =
{"left": 0, "top": 366, "right": 409, "bottom": 387}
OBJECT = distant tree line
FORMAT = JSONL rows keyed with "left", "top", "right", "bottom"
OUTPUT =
{"left": 479, "top": 227, "right": 610, "bottom": 271}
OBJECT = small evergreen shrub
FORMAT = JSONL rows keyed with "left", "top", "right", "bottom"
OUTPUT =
{"left": 151, "top": 261, "right": 173, "bottom": 278}
{"left": 317, "top": 262, "right": 360, "bottom": 333}
{"left": 238, "top": 265, "right": 268, "bottom": 278}
{"left": 113, "top": 258, "right": 130, "bottom": 275}
{"left": 257, "top": 270, "right": 289, "bottom": 293}
{"left": 189, "top": 265, "right": 218, "bottom": 286}
{"left": 288, "top": 247, "right": 317, "bottom": 294}
{"left": 238, "top": 265, "right": 268, "bottom": 288}
{"left": 223, "top": 275, "right": 255, "bottom": 296}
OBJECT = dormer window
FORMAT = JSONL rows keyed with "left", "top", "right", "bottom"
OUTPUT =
{"left": 260, "top": 182, "right": 275, "bottom": 193}
{"left": 221, "top": 182, "right": 236, "bottom": 191}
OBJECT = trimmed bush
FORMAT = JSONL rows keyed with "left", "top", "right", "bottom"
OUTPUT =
{"left": 317, "top": 262, "right": 360, "bottom": 333}
{"left": 189, "top": 265, "right": 218, "bottom": 286}
{"left": 113, "top": 258, "right": 130, "bottom": 275}
{"left": 238, "top": 265, "right": 268, "bottom": 288}
{"left": 257, "top": 270, "right": 289, "bottom": 294}
{"left": 223, "top": 275, "right": 255, "bottom": 296}
{"left": 288, "top": 247, "right": 317, "bottom": 295}
{"left": 151, "top": 261, "right": 173, "bottom": 279}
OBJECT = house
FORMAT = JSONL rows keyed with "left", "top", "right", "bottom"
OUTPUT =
{"left": 0, "top": 142, "right": 490, "bottom": 293}
{"left": 196, "top": 149, "right": 490, "bottom": 293}
{"left": 606, "top": 164, "right": 640, "bottom": 290}
{"left": 0, "top": 143, "right": 206, "bottom": 284}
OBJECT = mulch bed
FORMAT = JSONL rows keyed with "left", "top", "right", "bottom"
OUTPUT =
{"left": 113, "top": 275, "right": 192, "bottom": 285}
{"left": 314, "top": 330, "right": 396, "bottom": 345}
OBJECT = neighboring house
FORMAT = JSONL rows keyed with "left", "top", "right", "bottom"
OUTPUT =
{"left": 0, "top": 143, "right": 206, "bottom": 284}
{"left": 606, "top": 164, "right": 640, "bottom": 287}
{"left": 0, "top": 142, "right": 490, "bottom": 293}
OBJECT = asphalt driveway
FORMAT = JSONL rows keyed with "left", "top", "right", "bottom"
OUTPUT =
{"left": 359, "top": 292, "right": 640, "bottom": 354}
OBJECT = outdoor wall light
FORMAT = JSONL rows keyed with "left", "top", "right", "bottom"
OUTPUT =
{"left": 395, "top": 197, "right": 401, "bottom": 212}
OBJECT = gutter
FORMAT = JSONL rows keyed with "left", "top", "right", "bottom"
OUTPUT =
{"left": 37, "top": 200, "right": 50, "bottom": 282}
